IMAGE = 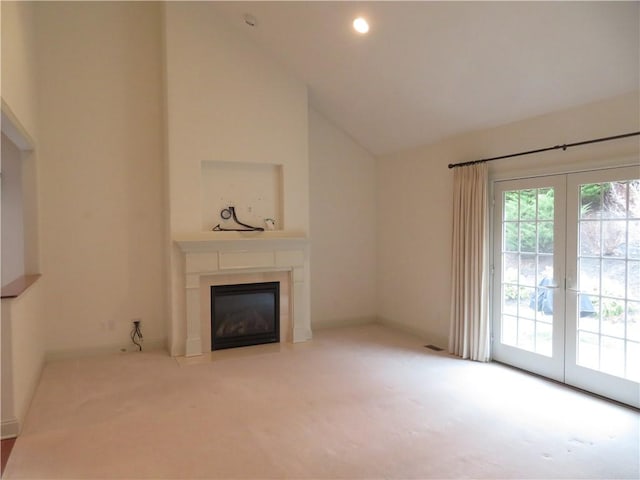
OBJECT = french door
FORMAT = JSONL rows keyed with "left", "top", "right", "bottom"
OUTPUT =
{"left": 492, "top": 166, "right": 640, "bottom": 408}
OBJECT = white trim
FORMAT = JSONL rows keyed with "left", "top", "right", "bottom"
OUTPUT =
{"left": 376, "top": 316, "right": 448, "bottom": 349}
{"left": 175, "top": 234, "right": 312, "bottom": 356}
{"left": 490, "top": 155, "right": 639, "bottom": 182}
{"left": 491, "top": 175, "right": 567, "bottom": 381}
{"left": 491, "top": 166, "right": 640, "bottom": 408}
{"left": 312, "top": 316, "right": 376, "bottom": 330}
{"left": 1, "top": 100, "right": 35, "bottom": 151}
{"left": 1, "top": 418, "right": 20, "bottom": 439}
{"left": 564, "top": 166, "right": 640, "bottom": 408}
{"left": 45, "top": 339, "right": 168, "bottom": 362}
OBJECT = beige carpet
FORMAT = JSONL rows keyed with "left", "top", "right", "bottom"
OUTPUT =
{"left": 4, "top": 324, "right": 639, "bottom": 479}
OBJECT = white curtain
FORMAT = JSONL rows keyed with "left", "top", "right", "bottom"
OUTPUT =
{"left": 449, "top": 163, "right": 490, "bottom": 362}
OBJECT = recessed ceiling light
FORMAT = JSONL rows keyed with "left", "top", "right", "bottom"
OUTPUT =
{"left": 353, "top": 17, "right": 369, "bottom": 34}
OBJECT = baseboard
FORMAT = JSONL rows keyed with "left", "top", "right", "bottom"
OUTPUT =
{"left": 375, "top": 316, "right": 448, "bottom": 351}
{"left": 1, "top": 419, "right": 19, "bottom": 439}
{"left": 312, "top": 316, "right": 377, "bottom": 330}
{"left": 45, "top": 339, "right": 168, "bottom": 362}
{"left": 292, "top": 326, "right": 313, "bottom": 342}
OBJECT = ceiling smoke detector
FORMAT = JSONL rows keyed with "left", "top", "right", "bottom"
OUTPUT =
{"left": 243, "top": 13, "right": 257, "bottom": 27}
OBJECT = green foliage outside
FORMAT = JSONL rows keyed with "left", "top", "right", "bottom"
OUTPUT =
{"left": 592, "top": 297, "right": 626, "bottom": 320}
{"left": 504, "top": 184, "right": 619, "bottom": 253}
{"left": 504, "top": 189, "right": 554, "bottom": 253}
{"left": 503, "top": 283, "right": 534, "bottom": 302}
{"left": 580, "top": 183, "right": 608, "bottom": 217}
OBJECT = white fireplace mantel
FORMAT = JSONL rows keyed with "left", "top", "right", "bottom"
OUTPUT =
{"left": 174, "top": 231, "right": 312, "bottom": 356}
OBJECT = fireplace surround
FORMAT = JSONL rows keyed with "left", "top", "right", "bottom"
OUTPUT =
{"left": 175, "top": 231, "right": 311, "bottom": 356}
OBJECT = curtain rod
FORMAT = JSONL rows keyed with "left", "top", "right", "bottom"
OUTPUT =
{"left": 447, "top": 131, "right": 640, "bottom": 169}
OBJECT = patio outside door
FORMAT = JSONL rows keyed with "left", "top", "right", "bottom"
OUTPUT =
{"left": 492, "top": 166, "right": 639, "bottom": 408}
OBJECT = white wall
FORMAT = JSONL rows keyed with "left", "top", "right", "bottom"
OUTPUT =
{"left": 1, "top": 0, "right": 44, "bottom": 438}
{"left": 4, "top": 0, "right": 636, "bottom": 379}
{"left": 377, "top": 91, "right": 640, "bottom": 347}
{"left": 0, "top": 1, "right": 39, "bottom": 140}
{"left": 309, "top": 108, "right": 377, "bottom": 327}
{"left": 34, "top": 2, "right": 167, "bottom": 356}
{"left": 163, "top": 2, "right": 309, "bottom": 235}
{"left": 163, "top": 2, "right": 310, "bottom": 355}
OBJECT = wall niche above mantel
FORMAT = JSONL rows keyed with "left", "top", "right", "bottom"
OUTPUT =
{"left": 201, "top": 160, "right": 284, "bottom": 232}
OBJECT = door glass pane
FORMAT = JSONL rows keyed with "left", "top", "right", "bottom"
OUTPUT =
{"left": 626, "top": 341, "right": 640, "bottom": 382}
{"left": 504, "top": 191, "right": 519, "bottom": 221}
{"left": 629, "top": 181, "right": 640, "bottom": 218}
{"left": 500, "top": 188, "right": 555, "bottom": 356}
{"left": 601, "top": 298, "right": 625, "bottom": 338}
{"left": 538, "top": 222, "right": 554, "bottom": 253}
{"left": 502, "top": 315, "right": 518, "bottom": 345}
{"left": 536, "top": 321, "right": 553, "bottom": 356}
{"left": 602, "top": 259, "right": 625, "bottom": 298}
{"left": 629, "top": 220, "right": 640, "bottom": 259}
{"left": 537, "top": 255, "right": 553, "bottom": 283}
{"left": 518, "top": 319, "right": 535, "bottom": 351}
{"left": 504, "top": 223, "right": 518, "bottom": 252}
{"left": 604, "top": 182, "right": 628, "bottom": 219}
{"left": 600, "top": 336, "right": 625, "bottom": 376}
{"left": 580, "top": 221, "right": 600, "bottom": 256}
{"left": 581, "top": 184, "right": 603, "bottom": 219}
{"left": 579, "top": 258, "right": 600, "bottom": 295}
{"left": 520, "top": 254, "right": 537, "bottom": 286}
{"left": 603, "top": 221, "right": 627, "bottom": 257}
{"left": 520, "top": 223, "right": 537, "bottom": 252}
{"left": 627, "top": 302, "right": 640, "bottom": 342}
{"left": 628, "top": 261, "right": 640, "bottom": 300}
{"left": 576, "top": 180, "right": 640, "bottom": 381}
{"left": 578, "top": 331, "right": 599, "bottom": 369}
{"left": 519, "top": 190, "right": 536, "bottom": 220}
{"left": 537, "top": 188, "right": 554, "bottom": 220}
{"left": 578, "top": 297, "right": 599, "bottom": 333}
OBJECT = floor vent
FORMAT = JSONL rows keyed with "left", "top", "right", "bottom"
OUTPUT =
{"left": 425, "top": 344, "right": 444, "bottom": 352}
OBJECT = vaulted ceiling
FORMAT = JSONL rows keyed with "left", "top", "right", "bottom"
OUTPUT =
{"left": 211, "top": 2, "right": 639, "bottom": 156}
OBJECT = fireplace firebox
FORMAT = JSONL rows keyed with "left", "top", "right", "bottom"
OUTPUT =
{"left": 211, "top": 282, "right": 280, "bottom": 350}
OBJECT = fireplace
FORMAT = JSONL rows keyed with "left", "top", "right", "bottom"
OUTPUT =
{"left": 175, "top": 232, "right": 311, "bottom": 357}
{"left": 211, "top": 282, "right": 280, "bottom": 350}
